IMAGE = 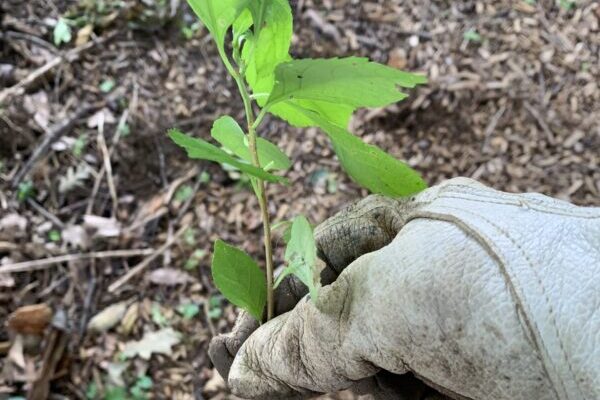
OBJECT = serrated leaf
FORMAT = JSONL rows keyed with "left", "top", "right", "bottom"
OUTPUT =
{"left": 234, "top": 1, "right": 354, "bottom": 129}
{"left": 187, "top": 0, "right": 249, "bottom": 62}
{"left": 53, "top": 18, "right": 72, "bottom": 46}
{"left": 267, "top": 57, "right": 427, "bottom": 109}
{"left": 275, "top": 215, "right": 319, "bottom": 300}
{"left": 168, "top": 129, "right": 287, "bottom": 184}
{"left": 211, "top": 116, "right": 291, "bottom": 171}
{"left": 212, "top": 240, "right": 266, "bottom": 322}
{"left": 293, "top": 105, "right": 427, "bottom": 197}
{"left": 246, "top": 0, "right": 268, "bottom": 40}
{"left": 239, "top": 0, "right": 292, "bottom": 103}
{"left": 269, "top": 99, "right": 353, "bottom": 128}
{"left": 122, "top": 328, "right": 181, "bottom": 360}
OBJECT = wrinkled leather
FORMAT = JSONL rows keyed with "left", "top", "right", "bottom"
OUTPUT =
{"left": 226, "top": 178, "right": 600, "bottom": 400}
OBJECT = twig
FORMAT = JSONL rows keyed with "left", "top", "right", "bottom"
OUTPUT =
{"left": 86, "top": 107, "right": 128, "bottom": 215}
{"left": 78, "top": 274, "right": 97, "bottom": 340}
{"left": 11, "top": 103, "right": 99, "bottom": 188}
{"left": 26, "top": 198, "right": 65, "bottom": 228}
{"left": 203, "top": 301, "right": 216, "bottom": 337}
{"left": 165, "top": 165, "right": 200, "bottom": 204}
{"left": 125, "top": 207, "right": 168, "bottom": 233}
{"left": 1, "top": 31, "right": 59, "bottom": 55}
{"left": 0, "top": 249, "right": 154, "bottom": 274}
{"left": 523, "top": 101, "right": 555, "bottom": 144}
{"left": 96, "top": 114, "right": 118, "bottom": 216}
{"left": 0, "top": 33, "right": 113, "bottom": 106}
{"left": 482, "top": 105, "right": 506, "bottom": 151}
{"left": 107, "top": 223, "right": 190, "bottom": 293}
{"left": 175, "top": 168, "right": 205, "bottom": 224}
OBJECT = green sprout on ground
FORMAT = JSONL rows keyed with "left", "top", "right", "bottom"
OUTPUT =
{"left": 170, "top": 0, "right": 427, "bottom": 322}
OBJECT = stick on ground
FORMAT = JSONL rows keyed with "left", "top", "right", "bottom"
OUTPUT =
{"left": 0, "top": 33, "right": 113, "bottom": 106}
{"left": 107, "top": 223, "right": 190, "bottom": 293}
{"left": 0, "top": 248, "right": 155, "bottom": 274}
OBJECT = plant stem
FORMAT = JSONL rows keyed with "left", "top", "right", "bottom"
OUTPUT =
{"left": 234, "top": 74, "right": 275, "bottom": 321}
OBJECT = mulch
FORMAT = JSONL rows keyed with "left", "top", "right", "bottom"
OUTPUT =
{"left": 1, "top": 0, "right": 598, "bottom": 399}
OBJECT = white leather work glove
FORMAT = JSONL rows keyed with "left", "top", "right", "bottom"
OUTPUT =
{"left": 208, "top": 178, "right": 600, "bottom": 400}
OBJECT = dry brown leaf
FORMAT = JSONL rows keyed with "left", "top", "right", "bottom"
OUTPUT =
{"left": 0, "top": 273, "right": 15, "bottom": 288}
{"left": 61, "top": 224, "right": 90, "bottom": 249}
{"left": 88, "top": 301, "right": 129, "bottom": 332}
{"left": 8, "top": 335, "right": 25, "bottom": 369}
{"left": 387, "top": 48, "right": 407, "bottom": 70}
{"left": 8, "top": 304, "right": 52, "bottom": 335}
{"left": 118, "top": 302, "right": 139, "bottom": 335}
{"left": 75, "top": 24, "right": 94, "bottom": 46}
{"left": 86, "top": 108, "right": 116, "bottom": 128}
{"left": 122, "top": 328, "right": 181, "bottom": 360}
{"left": 83, "top": 215, "right": 121, "bottom": 237}
{"left": 0, "top": 213, "right": 27, "bottom": 232}
{"left": 147, "top": 268, "right": 195, "bottom": 286}
{"left": 23, "top": 91, "right": 49, "bottom": 129}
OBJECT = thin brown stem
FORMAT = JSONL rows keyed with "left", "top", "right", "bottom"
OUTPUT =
{"left": 234, "top": 74, "right": 275, "bottom": 321}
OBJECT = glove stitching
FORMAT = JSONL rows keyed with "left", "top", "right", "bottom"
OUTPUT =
{"left": 433, "top": 205, "right": 582, "bottom": 400}
{"left": 440, "top": 184, "right": 600, "bottom": 218}
{"left": 409, "top": 210, "right": 562, "bottom": 400}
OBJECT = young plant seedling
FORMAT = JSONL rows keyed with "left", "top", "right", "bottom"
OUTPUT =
{"left": 170, "top": 0, "right": 427, "bottom": 323}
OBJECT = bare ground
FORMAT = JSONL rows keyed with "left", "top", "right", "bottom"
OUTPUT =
{"left": 0, "top": 0, "right": 599, "bottom": 399}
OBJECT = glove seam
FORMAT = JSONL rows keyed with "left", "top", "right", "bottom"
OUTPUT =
{"left": 407, "top": 208, "right": 579, "bottom": 400}
{"left": 437, "top": 184, "right": 600, "bottom": 218}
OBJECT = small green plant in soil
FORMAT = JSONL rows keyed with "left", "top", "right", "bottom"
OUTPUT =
{"left": 170, "top": 0, "right": 427, "bottom": 322}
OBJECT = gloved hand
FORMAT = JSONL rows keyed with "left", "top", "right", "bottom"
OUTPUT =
{"left": 209, "top": 178, "right": 600, "bottom": 400}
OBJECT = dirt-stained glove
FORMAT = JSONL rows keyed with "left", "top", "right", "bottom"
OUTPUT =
{"left": 210, "top": 178, "right": 600, "bottom": 400}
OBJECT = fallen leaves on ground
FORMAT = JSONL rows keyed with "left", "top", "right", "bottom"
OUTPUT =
{"left": 122, "top": 328, "right": 182, "bottom": 360}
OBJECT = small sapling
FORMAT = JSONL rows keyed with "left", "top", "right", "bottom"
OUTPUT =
{"left": 170, "top": 0, "right": 427, "bottom": 322}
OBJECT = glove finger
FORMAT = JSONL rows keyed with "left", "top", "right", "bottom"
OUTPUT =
{"left": 314, "top": 194, "right": 409, "bottom": 277}
{"left": 209, "top": 272, "right": 309, "bottom": 380}
{"left": 228, "top": 267, "right": 380, "bottom": 399}
{"left": 208, "top": 310, "right": 259, "bottom": 380}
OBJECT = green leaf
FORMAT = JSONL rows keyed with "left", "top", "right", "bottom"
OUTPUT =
{"left": 235, "top": 1, "right": 355, "bottom": 129}
{"left": 177, "top": 303, "right": 200, "bottom": 319}
{"left": 151, "top": 303, "right": 168, "bottom": 327}
{"left": 267, "top": 57, "right": 427, "bottom": 109}
{"left": 184, "top": 249, "right": 206, "bottom": 270}
{"left": 135, "top": 375, "right": 153, "bottom": 390}
{"left": 211, "top": 116, "right": 291, "bottom": 171}
{"left": 246, "top": 0, "right": 268, "bottom": 39}
{"left": 187, "top": 0, "right": 249, "bottom": 63}
{"left": 293, "top": 105, "right": 427, "bottom": 197}
{"left": 99, "top": 79, "right": 115, "bottom": 93}
{"left": 17, "top": 181, "right": 35, "bottom": 202}
{"left": 275, "top": 215, "right": 319, "bottom": 300}
{"left": 269, "top": 99, "right": 353, "bottom": 128}
{"left": 208, "top": 295, "right": 223, "bottom": 319}
{"left": 105, "top": 387, "right": 127, "bottom": 400}
{"left": 558, "top": 0, "right": 575, "bottom": 10}
{"left": 53, "top": 18, "right": 72, "bottom": 46}
{"left": 212, "top": 240, "right": 266, "bottom": 322}
{"left": 463, "top": 29, "right": 482, "bottom": 42}
{"left": 85, "top": 383, "right": 98, "bottom": 399}
{"left": 174, "top": 184, "right": 194, "bottom": 202}
{"left": 168, "top": 129, "right": 287, "bottom": 184}
{"left": 239, "top": 0, "right": 292, "bottom": 103}
{"left": 48, "top": 229, "right": 61, "bottom": 242}
{"left": 73, "top": 134, "right": 87, "bottom": 157}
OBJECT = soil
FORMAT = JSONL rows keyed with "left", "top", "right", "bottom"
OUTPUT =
{"left": 0, "top": 0, "right": 598, "bottom": 399}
